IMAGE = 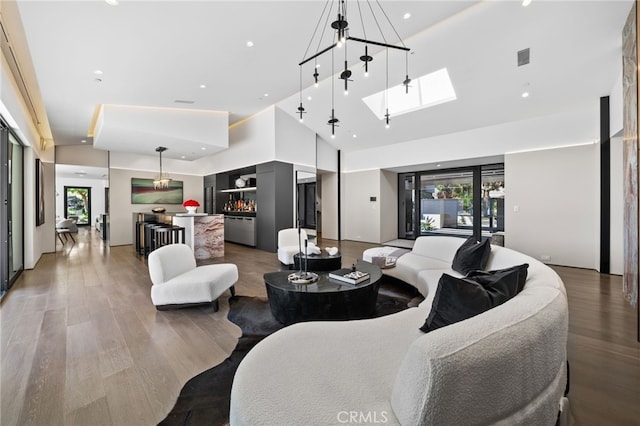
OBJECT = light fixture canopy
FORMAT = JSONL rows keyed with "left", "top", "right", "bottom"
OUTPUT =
{"left": 153, "top": 146, "right": 171, "bottom": 189}
{"left": 297, "top": 0, "right": 410, "bottom": 138}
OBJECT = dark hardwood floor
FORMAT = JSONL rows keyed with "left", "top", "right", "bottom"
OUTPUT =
{"left": 0, "top": 228, "right": 638, "bottom": 425}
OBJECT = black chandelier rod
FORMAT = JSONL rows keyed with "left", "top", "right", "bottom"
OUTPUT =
{"left": 299, "top": 43, "right": 338, "bottom": 66}
{"left": 347, "top": 36, "right": 410, "bottom": 52}
{"left": 299, "top": 36, "right": 409, "bottom": 67}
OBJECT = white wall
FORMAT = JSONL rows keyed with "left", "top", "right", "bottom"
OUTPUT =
{"left": 609, "top": 72, "right": 623, "bottom": 136}
{"left": 342, "top": 169, "right": 383, "bottom": 243}
{"left": 29, "top": 154, "right": 56, "bottom": 266}
{"left": 610, "top": 135, "right": 623, "bottom": 275}
{"left": 56, "top": 145, "right": 108, "bottom": 167}
{"left": 275, "top": 107, "right": 315, "bottom": 168}
{"left": 195, "top": 107, "right": 276, "bottom": 176}
{"left": 342, "top": 106, "right": 598, "bottom": 173}
{"left": 317, "top": 136, "right": 338, "bottom": 173}
{"left": 108, "top": 168, "right": 203, "bottom": 246}
{"left": 505, "top": 144, "right": 599, "bottom": 269}
{"left": 55, "top": 176, "right": 107, "bottom": 224}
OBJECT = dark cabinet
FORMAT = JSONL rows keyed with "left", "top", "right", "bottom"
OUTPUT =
{"left": 257, "top": 161, "right": 293, "bottom": 252}
{"left": 207, "top": 161, "right": 293, "bottom": 253}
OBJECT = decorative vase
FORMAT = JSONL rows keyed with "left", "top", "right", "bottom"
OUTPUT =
{"left": 186, "top": 206, "right": 197, "bottom": 214}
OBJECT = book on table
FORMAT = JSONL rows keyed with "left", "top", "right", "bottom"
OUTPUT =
{"left": 329, "top": 268, "right": 370, "bottom": 285}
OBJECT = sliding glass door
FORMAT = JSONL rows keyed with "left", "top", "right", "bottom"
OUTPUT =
{"left": 419, "top": 171, "right": 474, "bottom": 236}
{"left": 481, "top": 165, "right": 505, "bottom": 233}
{"left": 64, "top": 186, "right": 91, "bottom": 226}
{"left": 1, "top": 118, "right": 24, "bottom": 296}
{"left": 398, "top": 174, "right": 416, "bottom": 238}
{"left": 399, "top": 164, "right": 504, "bottom": 241}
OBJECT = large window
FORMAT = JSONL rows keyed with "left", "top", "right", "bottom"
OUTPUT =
{"left": 399, "top": 164, "right": 504, "bottom": 241}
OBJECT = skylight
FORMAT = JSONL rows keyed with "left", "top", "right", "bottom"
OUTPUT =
{"left": 362, "top": 68, "right": 457, "bottom": 119}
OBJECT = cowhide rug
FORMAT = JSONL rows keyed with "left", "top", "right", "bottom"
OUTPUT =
{"left": 159, "top": 279, "right": 420, "bottom": 426}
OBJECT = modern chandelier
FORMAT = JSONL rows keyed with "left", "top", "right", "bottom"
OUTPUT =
{"left": 297, "top": 0, "right": 411, "bottom": 138}
{"left": 153, "top": 146, "right": 171, "bottom": 189}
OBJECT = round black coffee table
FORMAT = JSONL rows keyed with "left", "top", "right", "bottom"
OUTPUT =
{"left": 264, "top": 261, "right": 382, "bottom": 324}
{"left": 293, "top": 251, "right": 342, "bottom": 272}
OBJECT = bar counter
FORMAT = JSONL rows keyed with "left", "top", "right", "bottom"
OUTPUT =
{"left": 134, "top": 212, "right": 224, "bottom": 260}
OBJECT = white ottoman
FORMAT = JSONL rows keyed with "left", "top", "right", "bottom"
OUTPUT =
{"left": 362, "top": 246, "right": 410, "bottom": 269}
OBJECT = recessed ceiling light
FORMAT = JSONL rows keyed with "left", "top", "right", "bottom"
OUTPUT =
{"left": 307, "top": 96, "right": 312, "bottom": 101}
{"left": 181, "top": 155, "right": 186, "bottom": 159}
{"left": 93, "top": 70, "right": 103, "bottom": 75}
{"left": 246, "top": 41, "right": 254, "bottom": 47}
{"left": 521, "top": 92, "right": 530, "bottom": 98}
{"left": 201, "top": 147, "right": 207, "bottom": 150}
{"left": 352, "top": 134, "right": 357, "bottom": 138}
{"left": 264, "top": 93, "right": 269, "bottom": 97}
{"left": 200, "top": 84, "right": 206, "bottom": 89}
{"left": 403, "top": 12, "right": 411, "bottom": 20}
{"left": 522, "top": 0, "right": 532, "bottom": 6}
{"left": 105, "top": 0, "right": 119, "bottom": 5}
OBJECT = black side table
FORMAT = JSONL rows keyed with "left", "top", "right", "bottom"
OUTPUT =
{"left": 293, "top": 252, "right": 342, "bottom": 272}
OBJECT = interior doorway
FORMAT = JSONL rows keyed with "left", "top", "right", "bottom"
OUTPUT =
{"left": 64, "top": 186, "right": 91, "bottom": 226}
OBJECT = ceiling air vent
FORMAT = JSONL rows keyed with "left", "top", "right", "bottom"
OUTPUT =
{"left": 517, "top": 48, "right": 530, "bottom": 67}
{"left": 174, "top": 99, "right": 195, "bottom": 104}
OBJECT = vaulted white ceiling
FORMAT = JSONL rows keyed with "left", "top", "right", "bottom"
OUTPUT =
{"left": 8, "top": 0, "right": 633, "bottom": 160}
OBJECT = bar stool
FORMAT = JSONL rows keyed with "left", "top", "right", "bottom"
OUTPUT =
{"left": 154, "top": 226, "right": 186, "bottom": 249}
{"left": 136, "top": 221, "right": 157, "bottom": 255}
{"left": 145, "top": 223, "right": 170, "bottom": 256}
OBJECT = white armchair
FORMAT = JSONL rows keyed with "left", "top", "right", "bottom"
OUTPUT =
{"left": 277, "top": 228, "right": 308, "bottom": 267}
{"left": 148, "top": 244, "right": 238, "bottom": 311}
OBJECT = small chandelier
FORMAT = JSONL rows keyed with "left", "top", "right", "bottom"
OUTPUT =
{"left": 153, "top": 146, "right": 171, "bottom": 189}
{"left": 298, "top": 0, "right": 410, "bottom": 138}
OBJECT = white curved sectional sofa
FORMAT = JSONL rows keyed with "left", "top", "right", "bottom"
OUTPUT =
{"left": 230, "top": 236, "right": 569, "bottom": 425}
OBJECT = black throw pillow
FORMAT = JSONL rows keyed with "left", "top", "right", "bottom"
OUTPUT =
{"left": 419, "top": 265, "right": 526, "bottom": 333}
{"left": 467, "top": 264, "right": 529, "bottom": 293}
{"left": 451, "top": 236, "right": 492, "bottom": 275}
